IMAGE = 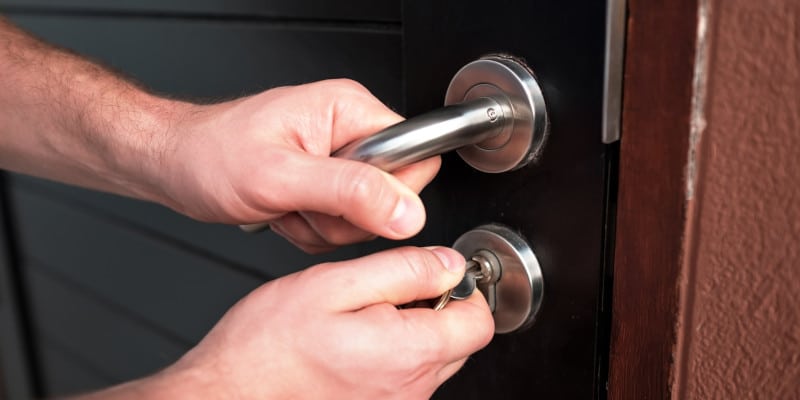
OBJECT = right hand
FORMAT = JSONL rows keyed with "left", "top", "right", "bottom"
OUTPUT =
{"left": 157, "top": 79, "right": 440, "bottom": 253}
{"left": 149, "top": 246, "right": 494, "bottom": 399}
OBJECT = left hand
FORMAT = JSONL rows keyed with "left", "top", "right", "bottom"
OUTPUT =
{"left": 131, "top": 246, "right": 493, "bottom": 400}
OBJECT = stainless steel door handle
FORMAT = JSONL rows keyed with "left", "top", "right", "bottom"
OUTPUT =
{"left": 337, "top": 54, "right": 549, "bottom": 174}
{"left": 241, "top": 55, "right": 549, "bottom": 233}
{"left": 332, "top": 96, "right": 509, "bottom": 171}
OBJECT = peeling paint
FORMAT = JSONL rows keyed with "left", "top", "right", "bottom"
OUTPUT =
{"left": 687, "top": 0, "right": 710, "bottom": 201}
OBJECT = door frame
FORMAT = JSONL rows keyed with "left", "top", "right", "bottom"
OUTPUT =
{"left": 608, "top": 0, "right": 701, "bottom": 398}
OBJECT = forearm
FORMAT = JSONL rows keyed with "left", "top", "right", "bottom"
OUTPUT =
{"left": 69, "top": 364, "right": 221, "bottom": 400}
{"left": 0, "top": 17, "right": 188, "bottom": 204}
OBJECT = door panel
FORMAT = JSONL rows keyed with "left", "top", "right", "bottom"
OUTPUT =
{"left": 38, "top": 343, "right": 110, "bottom": 398}
{"left": 11, "top": 173, "right": 345, "bottom": 280}
{"left": 0, "top": 0, "right": 400, "bottom": 22}
{"left": 9, "top": 15, "right": 402, "bottom": 106}
{"left": 0, "top": 2, "right": 615, "bottom": 398}
{"left": 403, "top": 1, "right": 613, "bottom": 398}
{"left": 26, "top": 267, "right": 188, "bottom": 384}
{"left": 13, "top": 189, "right": 262, "bottom": 344}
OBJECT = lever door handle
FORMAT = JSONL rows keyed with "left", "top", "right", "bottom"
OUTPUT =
{"left": 241, "top": 55, "right": 549, "bottom": 233}
{"left": 336, "top": 54, "right": 549, "bottom": 174}
{"left": 332, "top": 96, "right": 509, "bottom": 171}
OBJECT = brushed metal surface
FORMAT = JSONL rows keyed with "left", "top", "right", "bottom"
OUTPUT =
{"left": 453, "top": 224, "right": 544, "bottom": 334}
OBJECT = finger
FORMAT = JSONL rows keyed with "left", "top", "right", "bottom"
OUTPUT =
{"left": 321, "top": 81, "right": 440, "bottom": 197}
{"left": 399, "top": 294, "right": 495, "bottom": 363}
{"left": 270, "top": 224, "right": 336, "bottom": 254}
{"left": 253, "top": 150, "right": 427, "bottom": 239}
{"left": 271, "top": 212, "right": 328, "bottom": 246}
{"left": 271, "top": 213, "right": 337, "bottom": 254}
{"left": 299, "top": 147, "right": 440, "bottom": 247}
{"left": 314, "top": 246, "right": 466, "bottom": 311}
{"left": 239, "top": 222, "right": 271, "bottom": 233}
{"left": 299, "top": 211, "right": 377, "bottom": 246}
{"left": 292, "top": 152, "right": 439, "bottom": 248}
{"left": 391, "top": 156, "right": 442, "bottom": 193}
{"left": 310, "top": 79, "right": 405, "bottom": 150}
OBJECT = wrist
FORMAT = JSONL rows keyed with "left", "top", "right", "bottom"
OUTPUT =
{"left": 99, "top": 90, "right": 197, "bottom": 207}
{"left": 73, "top": 359, "right": 225, "bottom": 400}
{"left": 144, "top": 362, "right": 224, "bottom": 399}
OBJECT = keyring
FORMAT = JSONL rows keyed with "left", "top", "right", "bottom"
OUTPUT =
{"left": 432, "top": 288, "right": 453, "bottom": 311}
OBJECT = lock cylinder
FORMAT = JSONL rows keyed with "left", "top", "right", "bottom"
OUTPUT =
{"left": 452, "top": 224, "right": 544, "bottom": 334}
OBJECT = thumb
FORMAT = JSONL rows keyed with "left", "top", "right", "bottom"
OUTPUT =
{"left": 262, "top": 150, "right": 426, "bottom": 239}
{"left": 314, "top": 246, "right": 466, "bottom": 312}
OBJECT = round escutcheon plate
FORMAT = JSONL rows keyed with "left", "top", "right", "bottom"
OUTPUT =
{"left": 445, "top": 55, "right": 549, "bottom": 173}
{"left": 452, "top": 224, "right": 544, "bottom": 333}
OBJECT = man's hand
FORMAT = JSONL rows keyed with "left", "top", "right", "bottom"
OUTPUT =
{"left": 80, "top": 247, "right": 494, "bottom": 400}
{"left": 160, "top": 80, "right": 440, "bottom": 252}
{"left": 0, "top": 19, "right": 438, "bottom": 252}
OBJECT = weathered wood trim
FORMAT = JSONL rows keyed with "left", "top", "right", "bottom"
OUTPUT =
{"left": 608, "top": 1, "right": 700, "bottom": 398}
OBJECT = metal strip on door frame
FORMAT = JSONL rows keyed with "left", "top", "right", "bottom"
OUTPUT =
{"left": 602, "top": 0, "right": 627, "bottom": 143}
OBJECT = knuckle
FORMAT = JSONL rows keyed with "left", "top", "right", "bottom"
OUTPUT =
{"left": 311, "top": 219, "right": 370, "bottom": 246}
{"left": 251, "top": 151, "right": 293, "bottom": 208}
{"left": 326, "top": 78, "right": 367, "bottom": 93}
{"left": 313, "top": 225, "right": 350, "bottom": 246}
{"left": 326, "top": 231, "right": 371, "bottom": 247}
{"left": 471, "top": 304, "right": 496, "bottom": 347}
{"left": 419, "top": 329, "right": 447, "bottom": 362}
{"left": 394, "top": 247, "right": 442, "bottom": 289}
{"left": 310, "top": 78, "right": 368, "bottom": 97}
{"left": 477, "top": 317, "right": 495, "bottom": 346}
{"left": 263, "top": 84, "right": 291, "bottom": 98}
{"left": 399, "top": 316, "right": 445, "bottom": 366}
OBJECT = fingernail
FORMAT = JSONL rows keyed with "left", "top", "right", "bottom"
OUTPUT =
{"left": 389, "top": 196, "right": 424, "bottom": 237}
{"left": 429, "top": 247, "right": 464, "bottom": 272}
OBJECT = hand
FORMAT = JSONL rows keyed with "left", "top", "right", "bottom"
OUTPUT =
{"left": 160, "top": 80, "right": 441, "bottom": 252}
{"left": 138, "top": 246, "right": 494, "bottom": 399}
{"left": 3, "top": 22, "right": 435, "bottom": 252}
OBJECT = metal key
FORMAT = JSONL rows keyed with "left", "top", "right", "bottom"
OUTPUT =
{"left": 433, "top": 254, "right": 494, "bottom": 310}
{"left": 451, "top": 260, "right": 483, "bottom": 300}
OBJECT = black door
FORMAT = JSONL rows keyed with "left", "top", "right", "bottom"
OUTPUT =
{"left": 0, "top": 1, "right": 617, "bottom": 398}
{"left": 399, "top": 2, "right": 616, "bottom": 398}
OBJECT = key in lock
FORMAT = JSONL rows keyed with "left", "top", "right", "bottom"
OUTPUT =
{"left": 433, "top": 224, "right": 545, "bottom": 334}
{"left": 448, "top": 250, "right": 502, "bottom": 311}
